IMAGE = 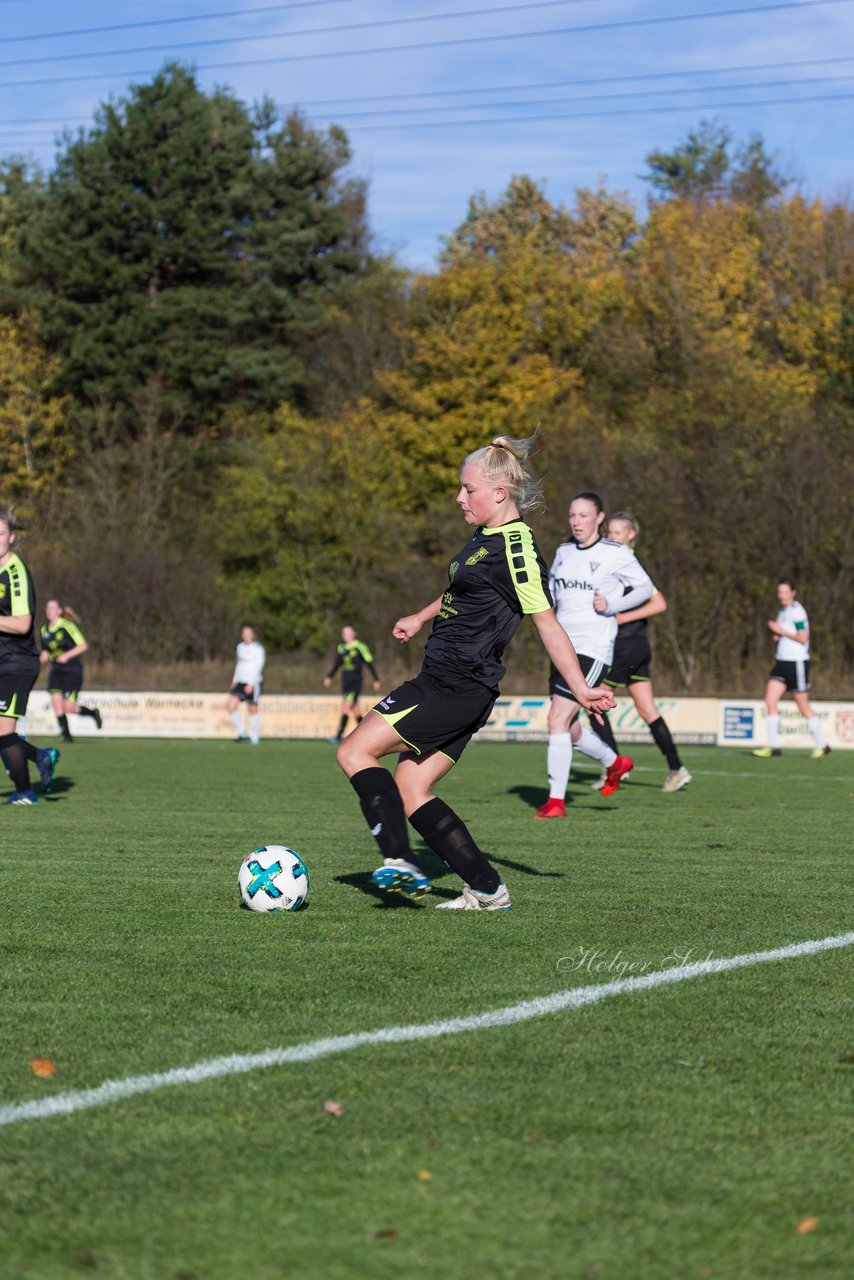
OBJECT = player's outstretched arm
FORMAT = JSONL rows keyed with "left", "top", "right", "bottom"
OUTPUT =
{"left": 531, "top": 609, "right": 615, "bottom": 715}
{"left": 393, "top": 595, "right": 444, "bottom": 643}
{"left": 609, "top": 590, "right": 668, "bottom": 627}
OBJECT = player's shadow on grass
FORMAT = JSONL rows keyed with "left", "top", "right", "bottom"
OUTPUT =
{"left": 39, "top": 775, "right": 76, "bottom": 801}
{"left": 489, "top": 853, "right": 563, "bottom": 878}
{"left": 334, "top": 870, "right": 426, "bottom": 909}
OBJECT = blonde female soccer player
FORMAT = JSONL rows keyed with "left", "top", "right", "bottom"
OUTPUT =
{"left": 40, "top": 599, "right": 103, "bottom": 742}
{"left": 590, "top": 512, "right": 692, "bottom": 792}
{"left": 335, "top": 435, "right": 615, "bottom": 911}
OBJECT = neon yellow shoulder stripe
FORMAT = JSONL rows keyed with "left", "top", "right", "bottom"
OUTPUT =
{"left": 486, "top": 521, "right": 550, "bottom": 615}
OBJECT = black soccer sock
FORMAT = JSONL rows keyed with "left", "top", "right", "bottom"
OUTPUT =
{"left": 23, "top": 741, "right": 39, "bottom": 763}
{"left": 336, "top": 714, "right": 348, "bottom": 740}
{"left": 589, "top": 710, "right": 618, "bottom": 754}
{"left": 349, "top": 767, "right": 413, "bottom": 862}
{"left": 408, "top": 797, "right": 500, "bottom": 895}
{"left": 354, "top": 713, "right": 363, "bottom": 724}
{"left": 58, "top": 713, "right": 72, "bottom": 740}
{"left": 79, "top": 706, "right": 98, "bottom": 720}
{"left": 649, "top": 716, "right": 681, "bottom": 770}
{"left": 0, "top": 733, "right": 31, "bottom": 792}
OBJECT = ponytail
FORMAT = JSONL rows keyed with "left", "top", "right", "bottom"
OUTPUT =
{"left": 465, "top": 433, "right": 545, "bottom": 516}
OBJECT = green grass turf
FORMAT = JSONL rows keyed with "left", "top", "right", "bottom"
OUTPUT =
{"left": 1, "top": 739, "right": 852, "bottom": 1279}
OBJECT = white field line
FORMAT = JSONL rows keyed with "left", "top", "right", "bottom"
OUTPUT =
{"left": 2, "top": 931, "right": 853, "bottom": 1132}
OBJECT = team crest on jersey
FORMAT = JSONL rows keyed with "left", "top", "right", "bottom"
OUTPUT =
{"left": 465, "top": 547, "right": 488, "bottom": 566}
{"left": 589, "top": 561, "right": 600, "bottom": 573}
{"left": 448, "top": 561, "right": 459, "bottom": 580}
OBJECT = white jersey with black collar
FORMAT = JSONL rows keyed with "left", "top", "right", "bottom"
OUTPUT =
{"left": 549, "top": 537, "right": 654, "bottom": 664}
{"left": 776, "top": 601, "right": 810, "bottom": 661}
{"left": 233, "top": 640, "right": 266, "bottom": 687}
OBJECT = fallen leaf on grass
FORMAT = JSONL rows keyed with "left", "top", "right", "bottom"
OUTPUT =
{"left": 837, "top": 1051, "right": 854, "bottom": 1065}
{"left": 524, "top": 1131, "right": 541, "bottom": 1143}
{"left": 323, "top": 1100, "right": 344, "bottom": 1117}
{"left": 374, "top": 1230, "right": 398, "bottom": 1241}
{"left": 796, "top": 1218, "right": 818, "bottom": 1235}
{"left": 417, "top": 1170, "right": 432, "bottom": 1181}
{"left": 29, "top": 1058, "right": 57, "bottom": 1078}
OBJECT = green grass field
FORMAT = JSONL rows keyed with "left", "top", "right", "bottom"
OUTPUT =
{"left": 1, "top": 739, "right": 852, "bottom": 1280}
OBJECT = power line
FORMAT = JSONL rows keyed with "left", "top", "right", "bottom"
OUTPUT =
{"left": 0, "top": 2, "right": 605, "bottom": 67}
{"left": 306, "top": 70, "right": 854, "bottom": 119}
{"left": 341, "top": 89, "right": 854, "bottom": 130}
{"left": 4, "top": 77, "right": 854, "bottom": 141}
{"left": 4, "top": 52, "right": 854, "bottom": 124}
{"left": 0, "top": 2, "right": 363, "bottom": 45}
{"left": 0, "top": 0, "right": 849, "bottom": 77}
{"left": 0, "top": 0, "right": 583, "bottom": 48}
{"left": 6, "top": 90, "right": 854, "bottom": 148}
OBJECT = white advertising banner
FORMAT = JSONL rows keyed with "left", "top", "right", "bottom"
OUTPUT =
{"left": 29, "top": 691, "right": 854, "bottom": 748}
{"left": 717, "top": 699, "right": 854, "bottom": 750}
{"left": 477, "top": 696, "right": 720, "bottom": 744}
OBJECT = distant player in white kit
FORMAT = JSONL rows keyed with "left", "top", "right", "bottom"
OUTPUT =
{"left": 753, "top": 578, "right": 830, "bottom": 759}
{"left": 226, "top": 624, "right": 266, "bottom": 744}
{"left": 536, "top": 491, "right": 653, "bottom": 819}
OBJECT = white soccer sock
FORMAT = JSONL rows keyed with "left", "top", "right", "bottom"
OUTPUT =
{"left": 230, "top": 709, "right": 246, "bottom": 736}
{"left": 250, "top": 714, "right": 261, "bottom": 744}
{"left": 575, "top": 727, "right": 617, "bottom": 768}
{"left": 766, "top": 714, "right": 781, "bottom": 748}
{"left": 807, "top": 716, "right": 827, "bottom": 748}
{"left": 547, "top": 733, "right": 572, "bottom": 799}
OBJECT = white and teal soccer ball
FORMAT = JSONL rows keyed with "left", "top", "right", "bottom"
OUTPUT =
{"left": 238, "top": 845, "right": 310, "bottom": 912}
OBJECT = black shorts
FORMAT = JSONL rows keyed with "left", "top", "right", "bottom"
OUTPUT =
{"left": 770, "top": 658, "right": 811, "bottom": 692}
{"left": 606, "top": 633, "right": 652, "bottom": 687}
{"left": 0, "top": 661, "right": 40, "bottom": 720}
{"left": 47, "top": 664, "right": 83, "bottom": 699}
{"left": 342, "top": 677, "right": 363, "bottom": 705}
{"left": 230, "top": 681, "right": 262, "bottom": 703}
{"left": 549, "top": 654, "right": 610, "bottom": 703}
{"left": 372, "top": 670, "right": 495, "bottom": 764}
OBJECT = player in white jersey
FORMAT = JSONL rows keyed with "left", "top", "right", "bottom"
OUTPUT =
{"left": 752, "top": 578, "right": 830, "bottom": 759}
{"left": 226, "top": 624, "right": 266, "bottom": 744}
{"left": 536, "top": 492, "right": 653, "bottom": 818}
{"left": 589, "top": 512, "right": 693, "bottom": 793}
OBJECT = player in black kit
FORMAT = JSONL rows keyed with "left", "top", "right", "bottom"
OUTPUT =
{"left": 323, "top": 625, "right": 381, "bottom": 743}
{"left": 334, "top": 435, "right": 614, "bottom": 911}
{"left": 0, "top": 512, "right": 60, "bottom": 803}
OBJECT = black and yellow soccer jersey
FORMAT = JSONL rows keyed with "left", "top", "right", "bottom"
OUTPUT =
{"left": 423, "top": 519, "right": 552, "bottom": 691}
{"left": 0, "top": 554, "right": 39, "bottom": 672}
{"left": 328, "top": 640, "right": 379, "bottom": 683}
{"left": 40, "top": 617, "right": 87, "bottom": 675}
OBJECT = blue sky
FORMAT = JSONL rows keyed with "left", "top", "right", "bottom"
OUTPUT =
{"left": 2, "top": 0, "right": 853, "bottom": 269}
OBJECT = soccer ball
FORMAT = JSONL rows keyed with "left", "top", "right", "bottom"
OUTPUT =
{"left": 238, "top": 845, "right": 310, "bottom": 912}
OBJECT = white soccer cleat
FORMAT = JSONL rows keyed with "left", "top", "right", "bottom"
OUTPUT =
{"left": 435, "top": 883, "right": 511, "bottom": 911}
{"left": 662, "top": 766, "right": 693, "bottom": 792}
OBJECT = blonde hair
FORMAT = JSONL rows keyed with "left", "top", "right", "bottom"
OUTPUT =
{"left": 609, "top": 510, "right": 639, "bottom": 537}
{"left": 464, "top": 433, "right": 545, "bottom": 516}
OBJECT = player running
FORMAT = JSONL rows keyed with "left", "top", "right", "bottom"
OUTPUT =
{"left": 226, "top": 624, "right": 266, "bottom": 744}
{"left": 40, "top": 599, "right": 103, "bottom": 742}
{"left": 589, "top": 513, "right": 692, "bottom": 793}
{"left": 0, "top": 512, "right": 60, "bottom": 803}
{"left": 536, "top": 492, "right": 653, "bottom": 819}
{"left": 323, "top": 625, "right": 381, "bottom": 744}
{"left": 335, "top": 435, "right": 614, "bottom": 911}
{"left": 752, "top": 577, "right": 830, "bottom": 759}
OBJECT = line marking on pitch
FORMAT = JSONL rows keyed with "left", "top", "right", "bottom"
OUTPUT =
{"left": 2, "top": 931, "right": 852, "bottom": 1131}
